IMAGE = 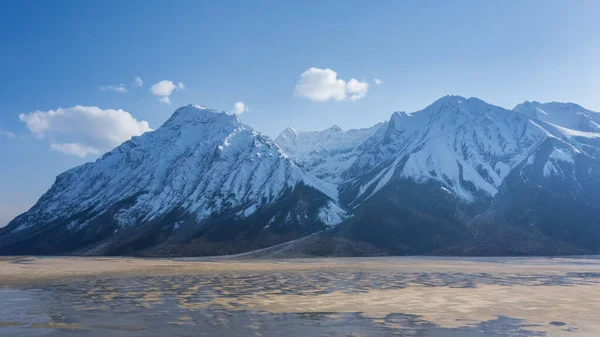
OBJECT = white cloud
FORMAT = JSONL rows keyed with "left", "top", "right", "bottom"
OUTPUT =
{"left": 232, "top": 101, "right": 248, "bottom": 115}
{"left": 294, "top": 68, "right": 369, "bottom": 102}
{"left": 0, "top": 128, "right": 15, "bottom": 139}
{"left": 51, "top": 142, "right": 101, "bottom": 157}
{"left": 150, "top": 80, "right": 185, "bottom": 104}
{"left": 346, "top": 78, "right": 369, "bottom": 101}
{"left": 374, "top": 78, "right": 383, "bottom": 85}
{"left": 100, "top": 83, "right": 128, "bottom": 93}
{"left": 133, "top": 76, "right": 143, "bottom": 87}
{"left": 19, "top": 106, "right": 152, "bottom": 156}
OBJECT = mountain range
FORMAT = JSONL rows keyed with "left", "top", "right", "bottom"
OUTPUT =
{"left": 2, "top": 96, "right": 599, "bottom": 257}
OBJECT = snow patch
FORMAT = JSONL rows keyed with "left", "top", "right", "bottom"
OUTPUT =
{"left": 368, "top": 157, "right": 401, "bottom": 199}
{"left": 494, "top": 162, "right": 511, "bottom": 179}
{"left": 357, "top": 165, "right": 389, "bottom": 198}
{"left": 548, "top": 123, "right": 600, "bottom": 139}
{"left": 549, "top": 148, "right": 574, "bottom": 163}
{"left": 543, "top": 148, "right": 575, "bottom": 177}
{"left": 317, "top": 201, "right": 347, "bottom": 227}
{"left": 243, "top": 204, "right": 258, "bottom": 217}
{"left": 172, "top": 221, "right": 182, "bottom": 232}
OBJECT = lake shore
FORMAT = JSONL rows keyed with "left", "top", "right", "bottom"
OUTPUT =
{"left": 1, "top": 256, "right": 600, "bottom": 336}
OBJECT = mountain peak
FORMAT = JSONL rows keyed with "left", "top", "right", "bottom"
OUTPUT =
{"left": 391, "top": 111, "right": 410, "bottom": 118}
{"left": 513, "top": 100, "right": 600, "bottom": 132}
{"left": 328, "top": 125, "right": 343, "bottom": 132}
{"left": 164, "top": 104, "right": 240, "bottom": 129}
{"left": 279, "top": 127, "right": 298, "bottom": 139}
{"left": 174, "top": 103, "right": 211, "bottom": 115}
{"left": 515, "top": 101, "right": 587, "bottom": 112}
{"left": 419, "top": 95, "right": 468, "bottom": 115}
{"left": 513, "top": 101, "right": 541, "bottom": 118}
{"left": 433, "top": 94, "right": 467, "bottom": 105}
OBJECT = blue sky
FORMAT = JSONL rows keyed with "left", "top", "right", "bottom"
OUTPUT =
{"left": 1, "top": 0, "right": 600, "bottom": 226}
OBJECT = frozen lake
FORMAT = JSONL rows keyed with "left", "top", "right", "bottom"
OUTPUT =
{"left": 1, "top": 256, "right": 599, "bottom": 336}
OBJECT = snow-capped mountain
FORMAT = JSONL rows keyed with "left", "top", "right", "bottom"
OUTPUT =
{"left": 340, "top": 96, "right": 547, "bottom": 207}
{"left": 514, "top": 101, "right": 600, "bottom": 132}
{"left": 0, "top": 105, "right": 346, "bottom": 256}
{"left": 275, "top": 96, "right": 600, "bottom": 256}
{"left": 466, "top": 127, "right": 600, "bottom": 255}
{"left": 275, "top": 124, "right": 381, "bottom": 183}
{"left": 3, "top": 97, "right": 600, "bottom": 257}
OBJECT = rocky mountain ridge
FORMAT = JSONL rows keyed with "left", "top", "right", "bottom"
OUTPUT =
{"left": 2, "top": 97, "right": 600, "bottom": 256}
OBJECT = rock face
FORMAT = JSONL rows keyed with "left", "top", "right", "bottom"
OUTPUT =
{"left": 2, "top": 97, "right": 600, "bottom": 257}
{"left": 0, "top": 105, "right": 346, "bottom": 256}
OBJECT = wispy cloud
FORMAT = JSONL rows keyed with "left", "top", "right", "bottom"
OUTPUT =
{"left": 0, "top": 128, "right": 15, "bottom": 139}
{"left": 150, "top": 80, "right": 185, "bottom": 104}
{"left": 374, "top": 78, "right": 383, "bottom": 85}
{"left": 133, "top": 76, "right": 143, "bottom": 87}
{"left": 294, "top": 68, "right": 369, "bottom": 102}
{"left": 100, "top": 83, "right": 128, "bottom": 93}
{"left": 50, "top": 142, "right": 101, "bottom": 157}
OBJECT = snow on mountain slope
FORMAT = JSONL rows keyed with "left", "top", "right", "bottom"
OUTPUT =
{"left": 275, "top": 124, "right": 381, "bottom": 183}
{"left": 543, "top": 148, "right": 575, "bottom": 177}
{"left": 517, "top": 118, "right": 600, "bottom": 184}
{"left": 4, "top": 97, "right": 600, "bottom": 257}
{"left": 514, "top": 101, "right": 600, "bottom": 132}
{"left": 342, "top": 96, "right": 549, "bottom": 205}
{"left": 333, "top": 97, "right": 600, "bottom": 255}
{"left": 6, "top": 104, "right": 344, "bottom": 237}
{"left": 471, "top": 130, "right": 600, "bottom": 254}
